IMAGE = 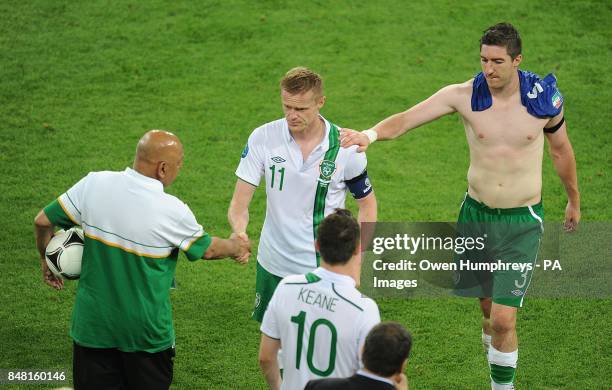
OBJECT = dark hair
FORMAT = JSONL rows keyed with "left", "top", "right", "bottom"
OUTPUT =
{"left": 480, "top": 22, "right": 522, "bottom": 59}
{"left": 316, "top": 209, "right": 360, "bottom": 265}
{"left": 362, "top": 322, "right": 412, "bottom": 377}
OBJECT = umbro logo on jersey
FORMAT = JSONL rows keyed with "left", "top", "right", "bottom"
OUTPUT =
{"left": 511, "top": 289, "right": 524, "bottom": 296}
{"left": 271, "top": 156, "right": 286, "bottom": 163}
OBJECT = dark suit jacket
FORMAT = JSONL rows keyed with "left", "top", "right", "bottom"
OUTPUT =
{"left": 305, "top": 373, "right": 395, "bottom": 390}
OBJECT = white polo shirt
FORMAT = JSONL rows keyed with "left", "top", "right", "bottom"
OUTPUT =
{"left": 236, "top": 117, "right": 368, "bottom": 277}
{"left": 44, "top": 168, "right": 211, "bottom": 352}
{"left": 55, "top": 168, "right": 208, "bottom": 259}
{"left": 261, "top": 267, "right": 380, "bottom": 390}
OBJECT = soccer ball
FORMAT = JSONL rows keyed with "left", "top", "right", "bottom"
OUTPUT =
{"left": 45, "top": 227, "right": 84, "bottom": 280}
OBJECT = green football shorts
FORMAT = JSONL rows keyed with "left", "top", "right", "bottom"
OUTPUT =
{"left": 252, "top": 262, "right": 283, "bottom": 322}
{"left": 453, "top": 194, "right": 544, "bottom": 308}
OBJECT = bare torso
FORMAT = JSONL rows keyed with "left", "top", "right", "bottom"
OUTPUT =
{"left": 454, "top": 80, "right": 550, "bottom": 208}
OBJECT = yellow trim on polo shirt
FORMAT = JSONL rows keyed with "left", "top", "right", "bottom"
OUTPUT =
{"left": 84, "top": 233, "right": 172, "bottom": 259}
{"left": 184, "top": 233, "right": 205, "bottom": 252}
{"left": 58, "top": 196, "right": 79, "bottom": 225}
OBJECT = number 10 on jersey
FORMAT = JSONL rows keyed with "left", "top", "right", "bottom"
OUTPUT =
{"left": 269, "top": 165, "right": 285, "bottom": 191}
{"left": 290, "top": 311, "right": 337, "bottom": 376}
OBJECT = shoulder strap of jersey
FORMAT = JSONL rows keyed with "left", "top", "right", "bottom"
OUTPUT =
{"left": 305, "top": 272, "right": 322, "bottom": 283}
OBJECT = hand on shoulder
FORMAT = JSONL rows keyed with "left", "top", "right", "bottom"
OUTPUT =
{"left": 339, "top": 128, "right": 371, "bottom": 152}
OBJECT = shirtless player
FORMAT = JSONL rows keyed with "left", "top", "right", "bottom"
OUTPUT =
{"left": 340, "top": 23, "right": 580, "bottom": 389}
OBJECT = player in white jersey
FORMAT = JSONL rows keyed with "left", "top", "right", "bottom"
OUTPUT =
{"left": 229, "top": 67, "right": 377, "bottom": 321}
{"left": 259, "top": 209, "right": 380, "bottom": 390}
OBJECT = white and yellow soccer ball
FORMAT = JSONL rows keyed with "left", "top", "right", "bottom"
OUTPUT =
{"left": 45, "top": 227, "right": 84, "bottom": 280}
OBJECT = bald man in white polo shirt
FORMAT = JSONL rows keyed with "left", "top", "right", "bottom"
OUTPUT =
{"left": 228, "top": 67, "right": 377, "bottom": 323}
{"left": 34, "top": 130, "right": 250, "bottom": 390}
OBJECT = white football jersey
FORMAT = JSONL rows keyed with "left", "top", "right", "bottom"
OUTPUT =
{"left": 261, "top": 267, "right": 380, "bottom": 390}
{"left": 236, "top": 117, "right": 368, "bottom": 277}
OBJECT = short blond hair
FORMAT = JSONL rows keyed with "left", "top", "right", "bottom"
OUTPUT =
{"left": 280, "top": 67, "right": 324, "bottom": 97}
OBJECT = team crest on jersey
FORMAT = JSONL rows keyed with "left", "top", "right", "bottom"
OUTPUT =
{"left": 271, "top": 156, "right": 286, "bottom": 163}
{"left": 551, "top": 91, "right": 562, "bottom": 109}
{"left": 318, "top": 160, "right": 336, "bottom": 184}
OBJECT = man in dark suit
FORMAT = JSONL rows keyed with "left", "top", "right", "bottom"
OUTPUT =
{"left": 305, "top": 322, "right": 412, "bottom": 390}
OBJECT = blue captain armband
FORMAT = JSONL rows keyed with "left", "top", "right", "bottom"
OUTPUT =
{"left": 346, "top": 170, "right": 373, "bottom": 199}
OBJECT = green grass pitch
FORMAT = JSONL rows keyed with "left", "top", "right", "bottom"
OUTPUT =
{"left": 1, "top": 1, "right": 610, "bottom": 388}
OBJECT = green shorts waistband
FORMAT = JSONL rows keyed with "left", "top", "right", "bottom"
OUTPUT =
{"left": 463, "top": 193, "right": 542, "bottom": 215}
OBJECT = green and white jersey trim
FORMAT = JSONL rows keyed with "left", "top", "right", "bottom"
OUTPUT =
{"left": 45, "top": 169, "right": 210, "bottom": 260}
{"left": 261, "top": 267, "right": 380, "bottom": 390}
{"left": 236, "top": 117, "right": 367, "bottom": 278}
{"left": 312, "top": 124, "right": 341, "bottom": 266}
{"left": 43, "top": 168, "right": 211, "bottom": 352}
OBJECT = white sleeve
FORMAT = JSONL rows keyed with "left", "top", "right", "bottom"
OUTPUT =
{"left": 168, "top": 206, "right": 211, "bottom": 261}
{"left": 235, "top": 128, "right": 265, "bottom": 187}
{"left": 344, "top": 148, "right": 368, "bottom": 181}
{"left": 357, "top": 300, "right": 381, "bottom": 357}
{"left": 260, "top": 284, "right": 282, "bottom": 339}
{"left": 58, "top": 173, "right": 93, "bottom": 225}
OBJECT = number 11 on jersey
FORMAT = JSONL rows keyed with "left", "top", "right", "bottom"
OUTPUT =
{"left": 269, "top": 165, "right": 285, "bottom": 191}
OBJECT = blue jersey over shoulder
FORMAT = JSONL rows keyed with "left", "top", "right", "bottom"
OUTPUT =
{"left": 471, "top": 70, "right": 563, "bottom": 118}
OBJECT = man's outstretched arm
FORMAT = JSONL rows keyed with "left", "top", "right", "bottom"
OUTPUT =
{"left": 340, "top": 84, "right": 460, "bottom": 152}
{"left": 227, "top": 179, "right": 257, "bottom": 263}
{"left": 203, "top": 234, "right": 251, "bottom": 263}
{"left": 545, "top": 111, "right": 580, "bottom": 231}
{"left": 228, "top": 179, "right": 257, "bottom": 235}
